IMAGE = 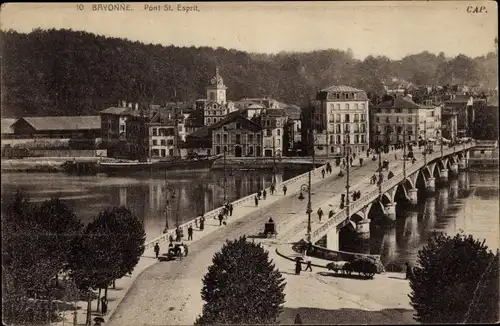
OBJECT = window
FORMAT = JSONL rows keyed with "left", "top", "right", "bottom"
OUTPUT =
{"left": 257, "top": 134, "right": 261, "bottom": 142}
{"left": 168, "top": 148, "right": 174, "bottom": 156}
{"left": 345, "top": 114, "right": 350, "bottom": 122}
{"left": 361, "top": 135, "right": 366, "bottom": 143}
{"left": 249, "top": 134, "right": 254, "bottom": 143}
{"left": 335, "top": 114, "right": 341, "bottom": 122}
{"left": 266, "top": 129, "right": 272, "bottom": 136}
{"left": 236, "top": 134, "right": 241, "bottom": 144}
{"left": 153, "top": 139, "right": 158, "bottom": 146}
{"left": 346, "top": 103, "right": 350, "bottom": 110}
{"left": 386, "top": 117, "right": 390, "bottom": 123}
{"left": 224, "top": 146, "right": 228, "bottom": 153}
{"left": 167, "top": 139, "right": 174, "bottom": 145}
{"left": 354, "top": 124, "right": 359, "bottom": 133}
{"left": 336, "top": 93, "right": 340, "bottom": 99}
{"left": 223, "top": 134, "right": 228, "bottom": 143}
{"left": 335, "top": 124, "right": 341, "bottom": 133}
{"left": 207, "top": 118, "right": 211, "bottom": 124}
{"left": 277, "top": 129, "right": 281, "bottom": 136}
{"left": 335, "top": 103, "right": 340, "bottom": 110}
{"left": 355, "top": 135, "right": 359, "bottom": 144}
{"left": 330, "top": 135, "right": 334, "bottom": 143}
{"left": 153, "top": 128, "right": 158, "bottom": 136}
{"left": 361, "top": 114, "right": 366, "bottom": 121}
{"left": 355, "top": 103, "right": 359, "bottom": 110}
{"left": 345, "top": 93, "right": 349, "bottom": 99}
{"left": 216, "top": 146, "right": 221, "bottom": 155}
{"left": 330, "top": 103, "right": 334, "bottom": 111}
{"left": 161, "top": 139, "right": 166, "bottom": 146}
{"left": 345, "top": 135, "right": 350, "bottom": 143}
{"left": 213, "top": 104, "right": 217, "bottom": 109}
{"left": 249, "top": 146, "right": 254, "bottom": 155}
{"left": 344, "top": 124, "right": 350, "bottom": 133}
{"left": 120, "top": 125, "right": 125, "bottom": 132}
{"left": 336, "top": 135, "right": 341, "bottom": 144}
{"left": 361, "top": 103, "right": 366, "bottom": 110}
{"left": 223, "top": 126, "right": 227, "bottom": 131}
{"left": 396, "top": 108, "right": 402, "bottom": 113}
{"left": 354, "top": 114, "right": 359, "bottom": 122}
{"left": 236, "top": 123, "right": 241, "bottom": 129}
{"left": 277, "top": 139, "right": 281, "bottom": 146}
{"left": 216, "top": 134, "right": 221, "bottom": 143}
{"left": 376, "top": 117, "right": 380, "bottom": 123}
{"left": 361, "top": 124, "right": 366, "bottom": 133}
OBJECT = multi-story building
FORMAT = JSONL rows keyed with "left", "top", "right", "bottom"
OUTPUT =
{"left": 314, "top": 85, "right": 370, "bottom": 156}
{"left": 211, "top": 110, "right": 263, "bottom": 157}
{"left": 147, "top": 111, "right": 187, "bottom": 158}
{"left": 370, "top": 95, "right": 442, "bottom": 148}
{"left": 100, "top": 101, "right": 141, "bottom": 141}
{"left": 199, "top": 68, "right": 238, "bottom": 125}
{"left": 260, "top": 109, "right": 287, "bottom": 157}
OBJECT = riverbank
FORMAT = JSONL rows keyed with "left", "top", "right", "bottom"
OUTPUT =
{"left": 1, "top": 157, "right": 329, "bottom": 173}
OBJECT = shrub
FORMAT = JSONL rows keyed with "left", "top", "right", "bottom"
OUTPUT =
{"left": 196, "top": 236, "right": 286, "bottom": 325}
{"left": 409, "top": 233, "right": 499, "bottom": 324}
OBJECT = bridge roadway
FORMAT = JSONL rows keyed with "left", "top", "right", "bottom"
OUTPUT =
{"left": 105, "top": 149, "right": 411, "bottom": 326}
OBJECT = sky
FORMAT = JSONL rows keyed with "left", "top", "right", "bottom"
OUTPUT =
{"left": 1, "top": 2, "right": 497, "bottom": 60}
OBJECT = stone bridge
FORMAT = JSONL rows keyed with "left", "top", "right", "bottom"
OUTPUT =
{"left": 306, "top": 141, "right": 477, "bottom": 251}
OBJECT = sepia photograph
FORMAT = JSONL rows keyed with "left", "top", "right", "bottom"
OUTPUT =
{"left": 1, "top": 1, "right": 498, "bottom": 325}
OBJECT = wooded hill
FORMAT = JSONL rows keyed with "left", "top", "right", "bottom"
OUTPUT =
{"left": 1, "top": 29, "right": 497, "bottom": 117}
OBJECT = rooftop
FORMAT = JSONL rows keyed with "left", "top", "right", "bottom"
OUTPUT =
{"left": 17, "top": 116, "right": 101, "bottom": 131}
{"left": 100, "top": 107, "right": 134, "bottom": 115}
{"left": 320, "top": 85, "right": 364, "bottom": 93}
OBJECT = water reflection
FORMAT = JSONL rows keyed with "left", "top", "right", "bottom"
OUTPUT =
{"left": 1, "top": 169, "right": 302, "bottom": 242}
{"left": 366, "top": 171, "right": 499, "bottom": 269}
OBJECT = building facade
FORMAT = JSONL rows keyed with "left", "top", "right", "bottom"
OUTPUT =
{"left": 211, "top": 111, "right": 263, "bottom": 157}
{"left": 259, "top": 109, "right": 287, "bottom": 157}
{"left": 201, "top": 68, "right": 238, "bottom": 125}
{"left": 314, "top": 85, "right": 370, "bottom": 156}
{"left": 370, "top": 96, "right": 442, "bottom": 148}
{"left": 147, "top": 112, "right": 187, "bottom": 158}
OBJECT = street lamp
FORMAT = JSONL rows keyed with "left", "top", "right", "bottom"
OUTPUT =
{"left": 437, "top": 129, "right": 443, "bottom": 157}
{"left": 343, "top": 142, "right": 351, "bottom": 222}
{"left": 298, "top": 181, "right": 312, "bottom": 242}
{"left": 163, "top": 185, "right": 177, "bottom": 234}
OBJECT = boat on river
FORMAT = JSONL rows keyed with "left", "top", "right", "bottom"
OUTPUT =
{"left": 97, "top": 155, "right": 220, "bottom": 174}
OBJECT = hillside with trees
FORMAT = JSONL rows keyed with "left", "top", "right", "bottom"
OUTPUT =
{"left": 1, "top": 28, "right": 497, "bottom": 117}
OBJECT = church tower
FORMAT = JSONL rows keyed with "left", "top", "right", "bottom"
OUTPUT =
{"left": 206, "top": 67, "right": 227, "bottom": 105}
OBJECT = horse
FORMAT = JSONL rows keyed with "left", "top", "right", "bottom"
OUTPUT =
{"left": 326, "top": 261, "right": 348, "bottom": 275}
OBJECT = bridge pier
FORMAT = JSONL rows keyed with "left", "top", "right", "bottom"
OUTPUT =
{"left": 326, "top": 228, "right": 339, "bottom": 251}
{"left": 459, "top": 157, "right": 468, "bottom": 171}
{"left": 450, "top": 162, "right": 459, "bottom": 176}
{"left": 439, "top": 169, "right": 449, "bottom": 183}
{"left": 408, "top": 188, "right": 418, "bottom": 205}
{"left": 426, "top": 177, "right": 436, "bottom": 194}
{"left": 355, "top": 219, "right": 370, "bottom": 239}
{"left": 384, "top": 203, "right": 396, "bottom": 220}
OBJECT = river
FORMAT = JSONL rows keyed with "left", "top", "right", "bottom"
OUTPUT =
{"left": 1, "top": 170, "right": 498, "bottom": 267}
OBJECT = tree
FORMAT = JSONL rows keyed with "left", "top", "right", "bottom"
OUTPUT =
{"left": 69, "top": 206, "right": 145, "bottom": 325}
{"left": 409, "top": 233, "right": 499, "bottom": 324}
{"left": 196, "top": 236, "right": 286, "bottom": 325}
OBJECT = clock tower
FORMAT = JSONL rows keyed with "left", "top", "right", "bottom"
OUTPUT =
{"left": 206, "top": 67, "right": 227, "bottom": 105}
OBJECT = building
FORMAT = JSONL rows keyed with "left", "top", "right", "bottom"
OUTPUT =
{"left": 370, "top": 95, "right": 442, "bottom": 148}
{"left": 441, "top": 107, "right": 458, "bottom": 142}
{"left": 259, "top": 109, "right": 287, "bottom": 157}
{"left": 199, "top": 68, "right": 238, "bottom": 125}
{"left": 146, "top": 111, "right": 188, "bottom": 158}
{"left": 100, "top": 101, "right": 141, "bottom": 141}
{"left": 211, "top": 110, "right": 263, "bottom": 157}
{"left": 10, "top": 116, "right": 101, "bottom": 139}
{"left": 314, "top": 85, "right": 370, "bottom": 156}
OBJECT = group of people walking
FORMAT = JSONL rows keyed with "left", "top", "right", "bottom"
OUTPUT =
{"left": 218, "top": 202, "right": 234, "bottom": 225}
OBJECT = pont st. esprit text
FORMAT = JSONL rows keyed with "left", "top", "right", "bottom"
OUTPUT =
{"left": 144, "top": 4, "right": 200, "bottom": 13}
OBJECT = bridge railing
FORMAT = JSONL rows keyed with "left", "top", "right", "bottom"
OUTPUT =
{"left": 308, "top": 142, "right": 475, "bottom": 243}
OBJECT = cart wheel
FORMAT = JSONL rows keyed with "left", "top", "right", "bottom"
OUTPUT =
{"left": 363, "top": 271, "right": 375, "bottom": 278}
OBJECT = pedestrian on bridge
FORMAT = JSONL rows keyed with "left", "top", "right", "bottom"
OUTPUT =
{"left": 317, "top": 208, "right": 324, "bottom": 222}
{"left": 270, "top": 183, "right": 276, "bottom": 195}
{"left": 263, "top": 189, "right": 267, "bottom": 200}
{"left": 295, "top": 258, "right": 302, "bottom": 275}
{"left": 328, "top": 209, "right": 334, "bottom": 219}
{"left": 154, "top": 243, "right": 160, "bottom": 259}
{"left": 229, "top": 203, "right": 233, "bottom": 216}
{"left": 254, "top": 195, "right": 259, "bottom": 207}
{"left": 188, "top": 225, "right": 193, "bottom": 241}
{"left": 195, "top": 218, "right": 199, "bottom": 229}
{"left": 359, "top": 157, "right": 363, "bottom": 166}
{"left": 283, "top": 185, "right": 287, "bottom": 195}
{"left": 304, "top": 255, "right": 313, "bottom": 272}
{"left": 395, "top": 153, "right": 398, "bottom": 160}
{"left": 321, "top": 168, "right": 325, "bottom": 179}
{"left": 350, "top": 157, "right": 354, "bottom": 166}
{"left": 218, "top": 213, "right": 224, "bottom": 226}
{"left": 200, "top": 216, "right": 205, "bottom": 231}
{"left": 257, "top": 190, "right": 262, "bottom": 200}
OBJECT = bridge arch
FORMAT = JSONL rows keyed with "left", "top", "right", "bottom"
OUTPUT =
{"left": 415, "top": 169, "right": 427, "bottom": 191}
{"left": 350, "top": 213, "right": 364, "bottom": 223}
{"left": 422, "top": 166, "right": 432, "bottom": 180}
{"left": 394, "top": 183, "right": 408, "bottom": 203}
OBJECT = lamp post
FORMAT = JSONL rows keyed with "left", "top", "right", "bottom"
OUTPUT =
{"left": 298, "top": 181, "right": 312, "bottom": 242}
{"left": 163, "top": 174, "right": 177, "bottom": 234}
{"left": 403, "top": 123, "right": 407, "bottom": 179}
{"left": 423, "top": 120, "right": 427, "bottom": 164}
{"left": 438, "top": 128, "right": 443, "bottom": 157}
{"left": 343, "top": 142, "right": 351, "bottom": 221}
{"left": 378, "top": 141, "right": 383, "bottom": 196}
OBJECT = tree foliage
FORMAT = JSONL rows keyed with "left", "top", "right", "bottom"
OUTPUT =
{"left": 69, "top": 206, "right": 146, "bottom": 291}
{"left": 1, "top": 29, "right": 497, "bottom": 117}
{"left": 196, "top": 236, "right": 286, "bottom": 325}
{"left": 409, "top": 233, "right": 499, "bottom": 324}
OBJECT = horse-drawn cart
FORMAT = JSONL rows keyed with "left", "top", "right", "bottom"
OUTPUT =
{"left": 263, "top": 221, "right": 277, "bottom": 238}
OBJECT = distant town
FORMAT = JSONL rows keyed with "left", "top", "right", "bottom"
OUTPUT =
{"left": 1, "top": 68, "right": 498, "bottom": 162}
